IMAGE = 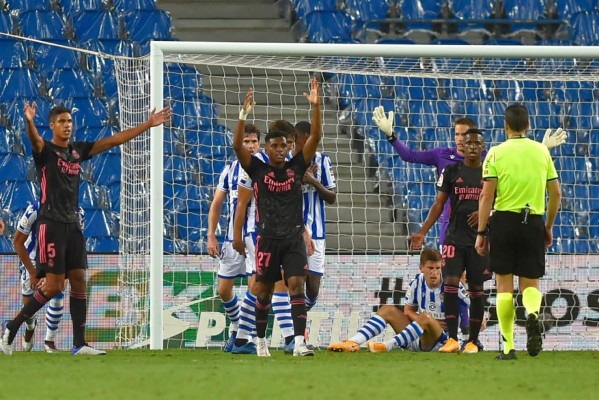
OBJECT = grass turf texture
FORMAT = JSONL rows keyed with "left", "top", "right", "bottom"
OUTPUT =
{"left": 0, "top": 349, "right": 596, "bottom": 399}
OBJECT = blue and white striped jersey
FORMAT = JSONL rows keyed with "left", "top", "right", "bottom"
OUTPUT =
{"left": 404, "top": 273, "right": 469, "bottom": 321}
{"left": 17, "top": 201, "right": 85, "bottom": 262}
{"left": 238, "top": 151, "right": 269, "bottom": 235}
{"left": 216, "top": 160, "right": 243, "bottom": 242}
{"left": 302, "top": 151, "right": 335, "bottom": 240}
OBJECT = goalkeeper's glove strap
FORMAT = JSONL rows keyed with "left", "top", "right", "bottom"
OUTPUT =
{"left": 387, "top": 132, "right": 397, "bottom": 143}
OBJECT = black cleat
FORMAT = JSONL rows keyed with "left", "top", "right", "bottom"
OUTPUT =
{"left": 496, "top": 349, "right": 517, "bottom": 360}
{"left": 526, "top": 313, "right": 543, "bottom": 357}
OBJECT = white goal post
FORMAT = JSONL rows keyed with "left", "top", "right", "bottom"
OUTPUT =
{"left": 112, "top": 42, "right": 599, "bottom": 350}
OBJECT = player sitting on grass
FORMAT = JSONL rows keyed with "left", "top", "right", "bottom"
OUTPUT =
{"left": 328, "top": 249, "right": 469, "bottom": 353}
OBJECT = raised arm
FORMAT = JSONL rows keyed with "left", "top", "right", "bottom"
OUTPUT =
{"left": 409, "top": 191, "right": 448, "bottom": 250}
{"left": 232, "top": 185, "right": 252, "bottom": 256}
{"left": 301, "top": 77, "right": 322, "bottom": 164}
{"left": 372, "top": 105, "right": 439, "bottom": 166}
{"left": 89, "top": 107, "right": 172, "bottom": 156}
{"left": 233, "top": 89, "right": 255, "bottom": 170}
{"left": 24, "top": 102, "right": 44, "bottom": 154}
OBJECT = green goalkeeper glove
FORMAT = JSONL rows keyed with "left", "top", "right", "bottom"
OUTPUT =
{"left": 372, "top": 105, "right": 394, "bottom": 138}
{"left": 542, "top": 127, "right": 567, "bottom": 150}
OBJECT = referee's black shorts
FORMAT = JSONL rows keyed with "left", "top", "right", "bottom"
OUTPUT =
{"left": 489, "top": 211, "right": 545, "bottom": 279}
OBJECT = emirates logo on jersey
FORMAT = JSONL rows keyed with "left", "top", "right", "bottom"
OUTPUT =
{"left": 57, "top": 158, "right": 81, "bottom": 175}
{"left": 264, "top": 174, "right": 294, "bottom": 192}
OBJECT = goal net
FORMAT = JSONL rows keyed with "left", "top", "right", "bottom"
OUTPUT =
{"left": 114, "top": 42, "right": 599, "bottom": 351}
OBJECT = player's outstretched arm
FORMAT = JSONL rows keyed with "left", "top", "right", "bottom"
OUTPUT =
{"left": 232, "top": 186, "right": 252, "bottom": 256}
{"left": 542, "top": 128, "right": 567, "bottom": 150}
{"left": 372, "top": 105, "right": 439, "bottom": 166}
{"left": 207, "top": 189, "right": 226, "bottom": 258}
{"left": 24, "top": 102, "right": 44, "bottom": 154}
{"left": 301, "top": 77, "right": 322, "bottom": 165}
{"left": 234, "top": 89, "right": 255, "bottom": 170}
{"left": 409, "top": 191, "right": 447, "bottom": 250}
{"left": 90, "top": 107, "right": 172, "bottom": 156}
{"left": 13, "top": 231, "right": 38, "bottom": 289}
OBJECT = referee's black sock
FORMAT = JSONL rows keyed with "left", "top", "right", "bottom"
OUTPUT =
{"left": 7, "top": 290, "right": 50, "bottom": 343}
{"left": 290, "top": 294, "right": 307, "bottom": 338}
{"left": 70, "top": 291, "right": 87, "bottom": 348}
{"left": 444, "top": 284, "right": 460, "bottom": 340}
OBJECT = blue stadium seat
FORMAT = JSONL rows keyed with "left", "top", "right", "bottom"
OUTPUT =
{"left": 502, "top": 0, "right": 546, "bottom": 33}
{"left": 79, "top": 179, "right": 103, "bottom": 209}
{"left": 164, "top": 183, "right": 188, "bottom": 213}
{"left": 345, "top": 0, "right": 390, "bottom": 21}
{"left": 0, "top": 69, "right": 41, "bottom": 101}
{"left": 571, "top": 11, "right": 599, "bottom": 45}
{"left": 164, "top": 63, "right": 203, "bottom": 99}
{"left": 184, "top": 185, "right": 211, "bottom": 214}
{"left": 175, "top": 212, "right": 208, "bottom": 242}
{"left": 67, "top": 97, "right": 109, "bottom": 128}
{"left": 6, "top": 0, "right": 54, "bottom": 11}
{"left": 0, "top": 40, "right": 27, "bottom": 68}
{"left": 19, "top": 127, "right": 52, "bottom": 157}
{"left": 395, "top": 77, "right": 439, "bottom": 101}
{"left": 305, "top": 10, "right": 352, "bottom": 43}
{"left": 122, "top": 10, "right": 172, "bottom": 42}
{"left": 112, "top": 0, "right": 157, "bottom": 11}
{"left": 352, "top": 98, "right": 394, "bottom": 132}
{"left": 524, "top": 100, "right": 562, "bottom": 131}
{"left": 448, "top": 79, "right": 485, "bottom": 102}
{"left": 0, "top": 180, "right": 37, "bottom": 212}
{"left": 20, "top": 10, "right": 67, "bottom": 40}
{"left": 200, "top": 157, "right": 226, "bottom": 186}
{"left": 399, "top": 0, "right": 443, "bottom": 31}
{"left": 293, "top": 0, "right": 337, "bottom": 20}
{"left": 170, "top": 96, "right": 219, "bottom": 130}
{"left": 86, "top": 236, "right": 118, "bottom": 253}
{"left": 75, "top": 126, "right": 114, "bottom": 142}
{"left": 29, "top": 40, "right": 80, "bottom": 76}
{"left": 46, "top": 68, "right": 95, "bottom": 99}
{"left": 450, "top": 0, "right": 494, "bottom": 33}
{"left": 0, "top": 153, "right": 29, "bottom": 181}
{"left": 91, "top": 152, "right": 121, "bottom": 186}
{"left": 4, "top": 97, "right": 54, "bottom": 130}
{"left": 164, "top": 155, "right": 192, "bottom": 184}
{"left": 71, "top": 10, "right": 121, "bottom": 41}
{"left": 555, "top": 0, "right": 595, "bottom": 18}
{"left": 61, "top": 0, "right": 106, "bottom": 15}
{"left": 0, "top": 236, "right": 14, "bottom": 252}
{"left": 107, "top": 181, "right": 120, "bottom": 212}
{"left": 0, "top": 11, "right": 15, "bottom": 38}
{"left": 83, "top": 208, "right": 114, "bottom": 237}
{"left": 568, "top": 103, "right": 599, "bottom": 130}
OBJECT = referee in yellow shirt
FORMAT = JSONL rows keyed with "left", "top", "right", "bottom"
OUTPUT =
{"left": 475, "top": 104, "right": 561, "bottom": 360}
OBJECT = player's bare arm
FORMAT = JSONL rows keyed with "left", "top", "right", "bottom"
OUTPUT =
{"left": 301, "top": 77, "right": 322, "bottom": 164}
{"left": 89, "top": 107, "right": 172, "bottom": 156}
{"left": 207, "top": 189, "right": 227, "bottom": 258}
{"left": 23, "top": 101, "right": 44, "bottom": 154}
{"left": 232, "top": 186, "right": 252, "bottom": 256}
{"left": 409, "top": 191, "right": 448, "bottom": 250}
{"left": 13, "top": 230, "right": 38, "bottom": 289}
{"left": 233, "top": 89, "right": 255, "bottom": 169}
{"left": 545, "top": 179, "right": 561, "bottom": 248}
{"left": 475, "top": 179, "right": 496, "bottom": 256}
{"left": 303, "top": 164, "right": 336, "bottom": 204}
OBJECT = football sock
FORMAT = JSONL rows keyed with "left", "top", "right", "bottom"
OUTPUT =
{"left": 7, "top": 290, "right": 50, "bottom": 343}
{"left": 305, "top": 294, "right": 318, "bottom": 311}
{"left": 290, "top": 294, "right": 307, "bottom": 338}
{"left": 255, "top": 297, "right": 271, "bottom": 338}
{"left": 468, "top": 290, "right": 485, "bottom": 343}
{"left": 522, "top": 287, "right": 542, "bottom": 317}
{"left": 386, "top": 321, "right": 424, "bottom": 350}
{"left": 235, "top": 291, "right": 256, "bottom": 346}
{"left": 221, "top": 294, "right": 240, "bottom": 332}
{"left": 444, "top": 284, "right": 460, "bottom": 340}
{"left": 350, "top": 315, "right": 386, "bottom": 345}
{"left": 497, "top": 292, "right": 515, "bottom": 354}
{"left": 45, "top": 292, "right": 64, "bottom": 341}
{"left": 70, "top": 291, "right": 87, "bottom": 348}
{"left": 25, "top": 316, "right": 36, "bottom": 331}
{"left": 273, "top": 292, "right": 294, "bottom": 340}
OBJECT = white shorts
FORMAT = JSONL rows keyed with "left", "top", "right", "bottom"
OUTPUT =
{"left": 19, "top": 263, "right": 34, "bottom": 296}
{"left": 307, "top": 239, "right": 325, "bottom": 275}
{"left": 217, "top": 242, "right": 247, "bottom": 279}
{"left": 244, "top": 235, "right": 256, "bottom": 275}
{"left": 405, "top": 331, "right": 448, "bottom": 352}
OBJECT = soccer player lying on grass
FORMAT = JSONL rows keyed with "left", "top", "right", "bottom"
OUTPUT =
{"left": 232, "top": 77, "right": 322, "bottom": 357}
{"left": 328, "top": 249, "right": 470, "bottom": 353}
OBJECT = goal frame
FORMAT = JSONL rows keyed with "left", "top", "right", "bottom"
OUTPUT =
{"left": 147, "top": 41, "right": 599, "bottom": 350}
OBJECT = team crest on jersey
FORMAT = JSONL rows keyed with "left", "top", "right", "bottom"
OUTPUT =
{"left": 450, "top": 155, "right": 455, "bottom": 159}
{"left": 428, "top": 302, "right": 437, "bottom": 312}
{"left": 72, "top": 149, "right": 80, "bottom": 160}
{"left": 286, "top": 168, "right": 295, "bottom": 178}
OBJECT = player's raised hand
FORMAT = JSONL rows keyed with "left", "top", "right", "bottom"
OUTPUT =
{"left": 304, "top": 76, "right": 320, "bottom": 107}
{"left": 148, "top": 106, "right": 173, "bottom": 127}
{"left": 372, "top": 105, "right": 394, "bottom": 138}
{"left": 409, "top": 232, "right": 425, "bottom": 250}
{"left": 207, "top": 235, "right": 220, "bottom": 258}
{"left": 542, "top": 127, "right": 567, "bottom": 150}
{"left": 24, "top": 101, "right": 37, "bottom": 122}
{"left": 239, "top": 88, "right": 255, "bottom": 120}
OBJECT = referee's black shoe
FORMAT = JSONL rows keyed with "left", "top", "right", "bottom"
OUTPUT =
{"left": 496, "top": 349, "right": 517, "bottom": 360}
{"left": 526, "top": 313, "right": 543, "bottom": 357}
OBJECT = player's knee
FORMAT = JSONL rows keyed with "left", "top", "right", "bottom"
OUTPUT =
{"left": 443, "top": 275, "right": 461, "bottom": 286}
{"left": 286, "top": 277, "right": 305, "bottom": 295}
{"left": 415, "top": 312, "right": 431, "bottom": 328}
{"left": 376, "top": 305, "right": 397, "bottom": 320}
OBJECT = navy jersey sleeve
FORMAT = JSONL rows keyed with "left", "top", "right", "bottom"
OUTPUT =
{"left": 437, "top": 164, "right": 454, "bottom": 194}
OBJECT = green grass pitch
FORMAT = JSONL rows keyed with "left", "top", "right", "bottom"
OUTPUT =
{"left": 1, "top": 349, "right": 597, "bottom": 399}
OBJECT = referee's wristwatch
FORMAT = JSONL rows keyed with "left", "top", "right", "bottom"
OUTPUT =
{"left": 477, "top": 228, "right": 488, "bottom": 237}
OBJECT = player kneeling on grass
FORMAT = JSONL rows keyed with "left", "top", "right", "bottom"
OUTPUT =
{"left": 329, "top": 249, "right": 470, "bottom": 353}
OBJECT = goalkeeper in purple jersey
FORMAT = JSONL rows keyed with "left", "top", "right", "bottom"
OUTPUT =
{"left": 372, "top": 106, "right": 568, "bottom": 246}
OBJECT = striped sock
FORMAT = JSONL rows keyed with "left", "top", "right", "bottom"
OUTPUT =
{"left": 272, "top": 292, "right": 294, "bottom": 340}
{"left": 386, "top": 321, "right": 424, "bottom": 350}
{"left": 305, "top": 294, "right": 318, "bottom": 311}
{"left": 236, "top": 291, "right": 256, "bottom": 343}
{"left": 221, "top": 294, "right": 240, "bottom": 332}
{"left": 45, "top": 292, "right": 64, "bottom": 341}
{"left": 350, "top": 315, "right": 386, "bottom": 345}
